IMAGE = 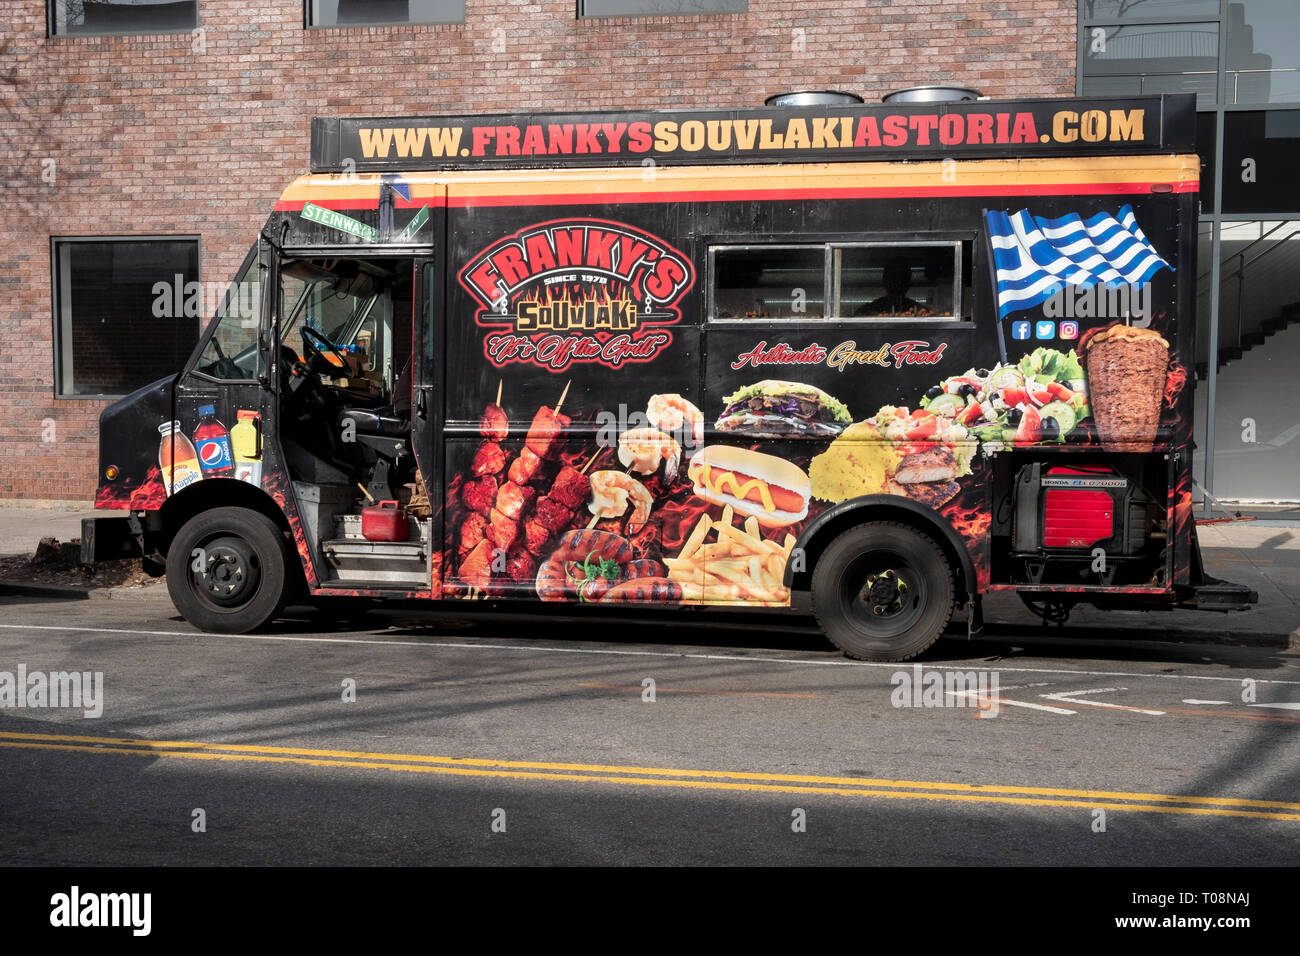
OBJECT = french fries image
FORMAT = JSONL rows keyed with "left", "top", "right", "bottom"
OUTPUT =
{"left": 665, "top": 510, "right": 795, "bottom": 605}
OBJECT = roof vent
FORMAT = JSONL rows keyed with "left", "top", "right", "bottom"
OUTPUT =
{"left": 765, "top": 90, "right": 865, "bottom": 107}
{"left": 881, "top": 85, "right": 983, "bottom": 104}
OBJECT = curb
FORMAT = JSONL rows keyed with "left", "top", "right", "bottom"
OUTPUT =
{"left": 0, "top": 580, "right": 91, "bottom": 600}
{"left": 974, "top": 620, "right": 1298, "bottom": 650}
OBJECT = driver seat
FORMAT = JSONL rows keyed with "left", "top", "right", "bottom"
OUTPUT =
{"left": 338, "top": 358, "right": 413, "bottom": 499}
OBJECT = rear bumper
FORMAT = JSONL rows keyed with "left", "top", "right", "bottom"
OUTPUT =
{"left": 80, "top": 515, "right": 143, "bottom": 565}
{"left": 1176, "top": 577, "right": 1259, "bottom": 612}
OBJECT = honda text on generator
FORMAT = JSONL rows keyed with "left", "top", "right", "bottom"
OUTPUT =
{"left": 87, "top": 92, "right": 1257, "bottom": 661}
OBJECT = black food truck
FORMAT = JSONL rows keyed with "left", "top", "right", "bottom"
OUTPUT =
{"left": 87, "top": 92, "right": 1257, "bottom": 661}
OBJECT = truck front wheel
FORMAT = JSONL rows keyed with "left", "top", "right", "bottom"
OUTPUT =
{"left": 811, "top": 521, "right": 955, "bottom": 661}
{"left": 165, "top": 507, "right": 291, "bottom": 634}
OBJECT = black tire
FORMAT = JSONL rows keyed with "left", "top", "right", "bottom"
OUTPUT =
{"left": 165, "top": 507, "right": 291, "bottom": 634}
{"left": 811, "top": 521, "right": 955, "bottom": 662}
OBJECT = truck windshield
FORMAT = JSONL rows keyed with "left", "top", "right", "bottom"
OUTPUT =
{"left": 279, "top": 258, "right": 394, "bottom": 389}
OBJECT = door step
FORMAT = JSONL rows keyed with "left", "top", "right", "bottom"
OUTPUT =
{"left": 315, "top": 579, "right": 427, "bottom": 592}
{"left": 322, "top": 536, "right": 429, "bottom": 585}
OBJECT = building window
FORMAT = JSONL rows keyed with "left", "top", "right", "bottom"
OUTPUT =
{"left": 1080, "top": 0, "right": 1300, "bottom": 107}
{"left": 49, "top": 0, "right": 199, "bottom": 36}
{"left": 709, "top": 242, "right": 968, "bottom": 321}
{"left": 1221, "top": 110, "right": 1300, "bottom": 213}
{"left": 1081, "top": 21, "right": 1220, "bottom": 104}
{"left": 578, "top": 0, "right": 746, "bottom": 18}
{"left": 307, "top": 0, "right": 464, "bottom": 26}
{"left": 52, "top": 237, "right": 201, "bottom": 398}
{"left": 1226, "top": 0, "right": 1300, "bottom": 104}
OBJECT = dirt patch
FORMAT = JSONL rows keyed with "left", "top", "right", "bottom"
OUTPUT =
{"left": 0, "top": 537, "right": 159, "bottom": 590}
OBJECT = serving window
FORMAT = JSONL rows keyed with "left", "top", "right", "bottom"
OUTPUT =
{"left": 708, "top": 240, "right": 970, "bottom": 321}
{"left": 712, "top": 245, "right": 828, "bottom": 319}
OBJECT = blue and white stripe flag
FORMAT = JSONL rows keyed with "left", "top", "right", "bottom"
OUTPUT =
{"left": 985, "top": 205, "right": 1173, "bottom": 318}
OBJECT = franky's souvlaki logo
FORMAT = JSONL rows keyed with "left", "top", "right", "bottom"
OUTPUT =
{"left": 459, "top": 218, "right": 694, "bottom": 371}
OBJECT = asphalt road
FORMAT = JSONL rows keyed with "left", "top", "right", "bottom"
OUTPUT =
{"left": 1, "top": 584, "right": 1298, "bottom": 866}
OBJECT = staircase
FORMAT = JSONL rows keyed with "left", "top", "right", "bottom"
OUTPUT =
{"left": 1195, "top": 224, "right": 1300, "bottom": 380}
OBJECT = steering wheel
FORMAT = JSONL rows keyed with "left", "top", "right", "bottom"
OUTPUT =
{"left": 300, "top": 325, "right": 351, "bottom": 376}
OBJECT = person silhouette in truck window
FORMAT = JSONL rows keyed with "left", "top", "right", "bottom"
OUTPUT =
{"left": 857, "top": 257, "right": 921, "bottom": 316}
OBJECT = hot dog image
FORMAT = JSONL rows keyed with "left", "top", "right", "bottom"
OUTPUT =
{"left": 535, "top": 528, "right": 680, "bottom": 603}
{"left": 686, "top": 445, "right": 811, "bottom": 527}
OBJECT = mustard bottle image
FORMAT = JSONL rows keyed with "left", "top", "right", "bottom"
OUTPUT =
{"left": 231, "top": 410, "right": 262, "bottom": 486}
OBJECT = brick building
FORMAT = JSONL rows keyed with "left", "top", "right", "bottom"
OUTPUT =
{"left": 3, "top": 1, "right": 1298, "bottom": 506}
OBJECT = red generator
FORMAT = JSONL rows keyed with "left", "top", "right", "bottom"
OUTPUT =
{"left": 1011, "top": 463, "right": 1158, "bottom": 584}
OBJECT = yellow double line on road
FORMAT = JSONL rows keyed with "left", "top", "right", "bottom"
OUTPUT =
{"left": 3, "top": 730, "right": 1298, "bottom": 822}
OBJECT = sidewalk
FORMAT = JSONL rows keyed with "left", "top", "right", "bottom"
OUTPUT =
{"left": 0, "top": 503, "right": 101, "bottom": 558}
{"left": 0, "top": 501, "right": 1295, "bottom": 643}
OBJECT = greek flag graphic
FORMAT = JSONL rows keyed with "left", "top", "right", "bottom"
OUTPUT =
{"left": 985, "top": 205, "right": 1173, "bottom": 319}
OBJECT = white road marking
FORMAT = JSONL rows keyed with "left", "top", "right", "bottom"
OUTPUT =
{"left": 1183, "top": 699, "right": 1230, "bottom": 705}
{"left": 989, "top": 697, "right": 1077, "bottom": 715}
{"left": 946, "top": 684, "right": 1077, "bottom": 715}
{"left": 1040, "top": 688, "right": 1166, "bottom": 716}
{"left": 1249, "top": 702, "right": 1300, "bottom": 710}
{"left": 0, "top": 621, "right": 1298, "bottom": 685}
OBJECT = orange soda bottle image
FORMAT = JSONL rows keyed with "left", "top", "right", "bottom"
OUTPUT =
{"left": 231, "top": 410, "right": 262, "bottom": 486}
{"left": 158, "top": 421, "right": 202, "bottom": 495}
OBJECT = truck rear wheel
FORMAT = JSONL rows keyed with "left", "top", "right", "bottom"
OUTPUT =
{"left": 811, "top": 521, "right": 955, "bottom": 662}
{"left": 165, "top": 507, "right": 291, "bottom": 634}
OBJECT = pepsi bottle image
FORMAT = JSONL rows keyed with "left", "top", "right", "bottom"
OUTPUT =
{"left": 193, "top": 404, "right": 234, "bottom": 478}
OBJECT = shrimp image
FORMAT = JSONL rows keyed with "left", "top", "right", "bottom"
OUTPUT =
{"left": 588, "top": 470, "right": 654, "bottom": 532}
{"left": 617, "top": 427, "right": 681, "bottom": 479}
{"left": 646, "top": 393, "right": 704, "bottom": 453}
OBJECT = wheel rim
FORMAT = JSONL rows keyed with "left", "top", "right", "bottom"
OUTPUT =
{"left": 840, "top": 549, "right": 927, "bottom": 640}
{"left": 189, "top": 533, "right": 263, "bottom": 610}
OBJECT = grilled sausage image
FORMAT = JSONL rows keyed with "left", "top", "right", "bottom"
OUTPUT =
{"left": 600, "top": 577, "right": 682, "bottom": 603}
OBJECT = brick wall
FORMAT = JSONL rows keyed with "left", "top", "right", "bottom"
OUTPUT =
{"left": 0, "top": 0, "right": 1076, "bottom": 501}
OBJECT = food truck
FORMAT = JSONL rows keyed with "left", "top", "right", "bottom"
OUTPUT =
{"left": 86, "top": 91, "right": 1257, "bottom": 661}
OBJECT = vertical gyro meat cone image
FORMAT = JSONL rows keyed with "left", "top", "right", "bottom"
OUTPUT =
{"left": 1080, "top": 324, "right": 1170, "bottom": 452}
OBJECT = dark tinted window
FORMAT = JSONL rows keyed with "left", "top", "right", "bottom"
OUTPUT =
{"left": 1221, "top": 110, "right": 1300, "bottom": 213}
{"left": 1196, "top": 110, "right": 1217, "bottom": 210}
{"left": 308, "top": 0, "right": 465, "bottom": 25}
{"left": 49, "top": 0, "right": 197, "bottom": 35}
{"left": 53, "top": 238, "right": 201, "bottom": 397}
{"left": 580, "top": 0, "right": 746, "bottom": 17}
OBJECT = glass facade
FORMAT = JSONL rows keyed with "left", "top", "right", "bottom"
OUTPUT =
{"left": 1081, "top": 1, "right": 1300, "bottom": 507}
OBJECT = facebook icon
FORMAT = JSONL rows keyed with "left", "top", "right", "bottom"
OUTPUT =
{"left": 1011, "top": 320, "right": 1031, "bottom": 340}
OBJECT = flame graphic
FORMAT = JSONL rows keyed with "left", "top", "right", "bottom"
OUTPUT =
{"left": 1163, "top": 361, "right": 1189, "bottom": 407}
{"left": 95, "top": 465, "right": 167, "bottom": 510}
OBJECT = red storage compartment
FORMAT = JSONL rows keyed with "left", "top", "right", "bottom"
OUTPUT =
{"left": 1042, "top": 466, "right": 1116, "bottom": 548}
{"left": 361, "top": 500, "right": 409, "bottom": 541}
